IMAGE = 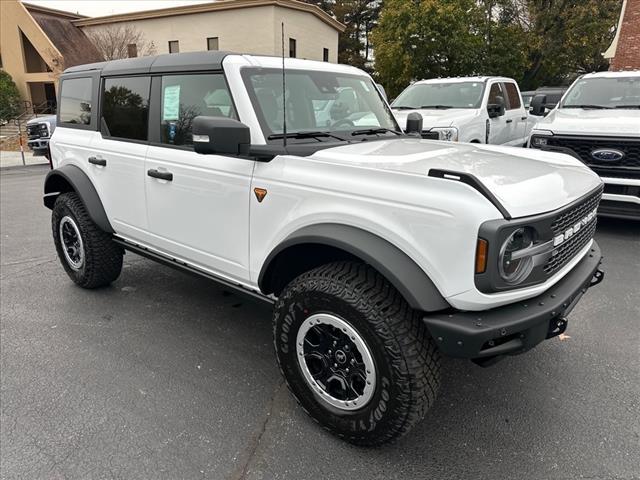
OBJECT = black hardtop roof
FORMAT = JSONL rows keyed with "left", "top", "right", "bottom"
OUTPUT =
{"left": 63, "top": 50, "right": 234, "bottom": 76}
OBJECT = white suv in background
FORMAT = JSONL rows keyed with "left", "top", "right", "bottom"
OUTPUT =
{"left": 529, "top": 71, "right": 640, "bottom": 219}
{"left": 390, "top": 77, "right": 533, "bottom": 146}
{"left": 45, "top": 52, "right": 605, "bottom": 446}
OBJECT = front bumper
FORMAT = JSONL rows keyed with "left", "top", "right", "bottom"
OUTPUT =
{"left": 423, "top": 240, "right": 603, "bottom": 363}
{"left": 600, "top": 177, "right": 640, "bottom": 220}
{"left": 27, "top": 138, "right": 50, "bottom": 155}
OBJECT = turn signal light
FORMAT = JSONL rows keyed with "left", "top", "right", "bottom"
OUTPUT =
{"left": 475, "top": 239, "right": 488, "bottom": 274}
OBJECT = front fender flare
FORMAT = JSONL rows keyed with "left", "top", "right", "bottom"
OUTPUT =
{"left": 259, "top": 224, "right": 449, "bottom": 312}
{"left": 43, "top": 164, "right": 113, "bottom": 233}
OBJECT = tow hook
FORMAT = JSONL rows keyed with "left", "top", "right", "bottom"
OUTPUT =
{"left": 590, "top": 267, "right": 605, "bottom": 288}
{"left": 546, "top": 317, "right": 568, "bottom": 339}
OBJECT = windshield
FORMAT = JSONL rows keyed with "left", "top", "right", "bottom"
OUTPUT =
{"left": 561, "top": 76, "right": 640, "bottom": 109}
{"left": 241, "top": 68, "right": 399, "bottom": 140}
{"left": 391, "top": 82, "right": 485, "bottom": 109}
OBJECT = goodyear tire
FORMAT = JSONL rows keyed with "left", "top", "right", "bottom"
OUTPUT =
{"left": 52, "top": 192, "right": 123, "bottom": 288}
{"left": 273, "top": 261, "right": 441, "bottom": 446}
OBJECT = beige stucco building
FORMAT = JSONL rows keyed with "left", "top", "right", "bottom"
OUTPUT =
{"left": 0, "top": 0, "right": 344, "bottom": 112}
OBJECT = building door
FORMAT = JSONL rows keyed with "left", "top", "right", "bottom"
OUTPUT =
{"left": 44, "top": 83, "right": 57, "bottom": 112}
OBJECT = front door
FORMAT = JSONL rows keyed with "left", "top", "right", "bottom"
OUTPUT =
{"left": 144, "top": 72, "right": 254, "bottom": 282}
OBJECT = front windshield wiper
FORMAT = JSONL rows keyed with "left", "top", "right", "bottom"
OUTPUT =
{"left": 391, "top": 105, "right": 418, "bottom": 110}
{"left": 419, "top": 105, "right": 454, "bottom": 109}
{"left": 614, "top": 105, "right": 640, "bottom": 109}
{"left": 351, "top": 128, "right": 402, "bottom": 137}
{"left": 267, "top": 131, "right": 347, "bottom": 141}
{"left": 563, "top": 104, "right": 614, "bottom": 109}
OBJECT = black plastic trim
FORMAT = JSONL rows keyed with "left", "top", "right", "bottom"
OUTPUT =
{"left": 258, "top": 224, "right": 450, "bottom": 312}
{"left": 428, "top": 168, "right": 512, "bottom": 219}
{"left": 43, "top": 164, "right": 114, "bottom": 233}
{"left": 423, "top": 240, "right": 603, "bottom": 360}
{"left": 113, "top": 238, "right": 273, "bottom": 305}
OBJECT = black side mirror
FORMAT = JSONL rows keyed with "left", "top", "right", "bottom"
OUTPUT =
{"left": 530, "top": 94, "right": 547, "bottom": 116}
{"left": 405, "top": 112, "right": 423, "bottom": 136}
{"left": 487, "top": 95, "right": 506, "bottom": 118}
{"left": 193, "top": 116, "right": 250, "bottom": 156}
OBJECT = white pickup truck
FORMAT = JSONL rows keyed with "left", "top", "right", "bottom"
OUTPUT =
{"left": 529, "top": 70, "right": 640, "bottom": 220}
{"left": 391, "top": 76, "right": 534, "bottom": 146}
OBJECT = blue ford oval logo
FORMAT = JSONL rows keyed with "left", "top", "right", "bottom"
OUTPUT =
{"left": 591, "top": 148, "right": 625, "bottom": 162}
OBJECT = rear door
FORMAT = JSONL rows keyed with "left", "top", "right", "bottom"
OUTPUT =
{"left": 503, "top": 81, "right": 528, "bottom": 146}
{"left": 144, "top": 72, "right": 254, "bottom": 282}
{"left": 88, "top": 75, "right": 151, "bottom": 242}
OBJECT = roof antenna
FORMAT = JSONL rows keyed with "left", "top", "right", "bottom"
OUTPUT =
{"left": 281, "top": 22, "right": 287, "bottom": 149}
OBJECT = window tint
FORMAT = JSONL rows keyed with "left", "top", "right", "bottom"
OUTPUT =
{"left": 504, "top": 83, "right": 521, "bottom": 109}
{"left": 102, "top": 76, "right": 150, "bottom": 140}
{"left": 160, "top": 73, "right": 237, "bottom": 147}
{"left": 59, "top": 77, "right": 93, "bottom": 125}
{"left": 488, "top": 83, "right": 504, "bottom": 103}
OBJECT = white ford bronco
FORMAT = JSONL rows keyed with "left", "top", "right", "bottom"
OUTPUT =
{"left": 529, "top": 70, "right": 640, "bottom": 219}
{"left": 390, "top": 76, "right": 534, "bottom": 146}
{"left": 45, "top": 52, "right": 605, "bottom": 446}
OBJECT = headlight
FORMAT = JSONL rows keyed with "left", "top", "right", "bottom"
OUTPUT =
{"left": 498, "top": 227, "right": 537, "bottom": 285}
{"left": 529, "top": 130, "right": 553, "bottom": 148}
{"left": 530, "top": 135, "right": 548, "bottom": 148}
{"left": 431, "top": 127, "right": 458, "bottom": 142}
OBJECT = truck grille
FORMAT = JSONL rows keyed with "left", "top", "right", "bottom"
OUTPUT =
{"left": 543, "top": 135, "right": 640, "bottom": 179}
{"left": 26, "top": 124, "right": 47, "bottom": 140}
{"left": 544, "top": 186, "right": 603, "bottom": 275}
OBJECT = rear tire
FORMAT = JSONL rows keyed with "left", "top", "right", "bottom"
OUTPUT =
{"left": 52, "top": 192, "right": 123, "bottom": 288}
{"left": 273, "top": 261, "right": 441, "bottom": 446}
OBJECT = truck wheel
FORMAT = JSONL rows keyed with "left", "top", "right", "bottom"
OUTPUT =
{"left": 273, "top": 261, "right": 441, "bottom": 446}
{"left": 52, "top": 192, "right": 123, "bottom": 288}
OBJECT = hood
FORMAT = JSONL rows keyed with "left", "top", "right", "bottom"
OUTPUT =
{"left": 392, "top": 108, "right": 478, "bottom": 129}
{"left": 309, "top": 139, "right": 602, "bottom": 219}
{"left": 534, "top": 108, "right": 640, "bottom": 137}
{"left": 26, "top": 115, "right": 56, "bottom": 126}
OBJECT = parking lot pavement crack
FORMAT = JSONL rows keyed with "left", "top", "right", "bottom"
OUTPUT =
{"left": 229, "top": 379, "right": 285, "bottom": 480}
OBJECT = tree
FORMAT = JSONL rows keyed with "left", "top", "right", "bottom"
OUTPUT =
{"left": 0, "top": 71, "right": 22, "bottom": 120}
{"left": 86, "top": 24, "right": 157, "bottom": 61}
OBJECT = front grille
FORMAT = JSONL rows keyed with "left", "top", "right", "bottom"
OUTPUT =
{"left": 421, "top": 131, "right": 439, "bottom": 140}
{"left": 543, "top": 135, "right": 640, "bottom": 179}
{"left": 26, "top": 124, "right": 47, "bottom": 140}
{"left": 544, "top": 187, "right": 603, "bottom": 275}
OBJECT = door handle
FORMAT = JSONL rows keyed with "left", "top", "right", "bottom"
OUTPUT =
{"left": 88, "top": 157, "right": 106, "bottom": 166}
{"left": 521, "top": 116, "right": 528, "bottom": 120}
{"left": 505, "top": 119, "right": 513, "bottom": 124}
{"left": 147, "top": 169, "right": 173, "bottom": 181}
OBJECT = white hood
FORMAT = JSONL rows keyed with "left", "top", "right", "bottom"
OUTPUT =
{"left": 534, "top": 108, "right": 640, "bottom": 137}
{"left": 392, "top": 108, "right": 478, "bottom": 129}
{"left": 309, "top": 139, "right": 602, "bottom": 218}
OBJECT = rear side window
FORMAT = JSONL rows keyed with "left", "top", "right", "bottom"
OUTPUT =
{"left": 102, "top": 76, "right": 151, "bottom": 141}
{"left": 159, "top": 73, "right": 236, "bottom": 147}
{"left": 504, "top": 83, "right": 521, "bottom": 109}
{"left": 59, "top": 77, "right": 93, "bottom": 125}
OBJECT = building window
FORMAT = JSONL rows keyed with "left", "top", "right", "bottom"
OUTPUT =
{"left": 168, "top": 40, "right": 179, "bottom": 54}
{"left": 127, "top": 44, "right": 138, "bottom": 58}
{"left": 207, "top": 37, "right": 219, "bottom": 51}
{"left": 289, "top": 38, "right": 296, "bottom": 58}
{"left": 323, "top": 48, "right": 329, "bottom": 62}
{"left": 59, "top": 77, "right": 93, "bottom": 125}
{"left": 102, "top": 76, "right": 151, "bottom": 140}
{"left": 159, "top": 73, "right": 237, "bottom": 147}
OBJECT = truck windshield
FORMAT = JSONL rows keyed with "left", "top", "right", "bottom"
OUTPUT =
{"left": 391, "top": 82, "right": 485, "bottom": 109}
{"left": 560, "top": 76, "right": 640, "bottom": 109}
{"left": 241, "top": 68, "right": 399, "bottom": 140}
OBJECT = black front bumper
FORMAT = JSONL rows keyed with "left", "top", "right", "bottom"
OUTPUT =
{"left": 423, "top": 241, "right": 604, "bottom": 363}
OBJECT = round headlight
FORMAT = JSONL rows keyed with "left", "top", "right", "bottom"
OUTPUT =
{"left": 499, "top": 227, "right": 536, "bottom": 285}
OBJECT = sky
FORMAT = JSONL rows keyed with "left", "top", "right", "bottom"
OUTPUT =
{"left": 23, "top": 0, "right": 215, "bottom": 17}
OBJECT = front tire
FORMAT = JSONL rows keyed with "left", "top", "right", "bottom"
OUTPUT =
{"left": 52, "top": 192, "right": 123, "bottom": 288}
{"left": 273, "top": 261, "right": 441, "bottom": 446}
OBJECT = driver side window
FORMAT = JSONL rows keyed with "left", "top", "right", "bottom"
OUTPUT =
{"left": 488, "top": 83, "right": 504, "bottom": 103}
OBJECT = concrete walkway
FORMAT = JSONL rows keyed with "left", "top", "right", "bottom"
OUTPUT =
{"left": 0, "top": 150, "right": 49, "bottom": 169}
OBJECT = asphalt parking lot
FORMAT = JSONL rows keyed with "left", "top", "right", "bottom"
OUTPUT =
{"left": 1, "top": 165, "right": 639, "bottom": 480}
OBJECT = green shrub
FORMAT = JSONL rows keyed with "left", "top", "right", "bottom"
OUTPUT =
{"left": 0, "top": 71, "right": 22, "bottom": 120}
